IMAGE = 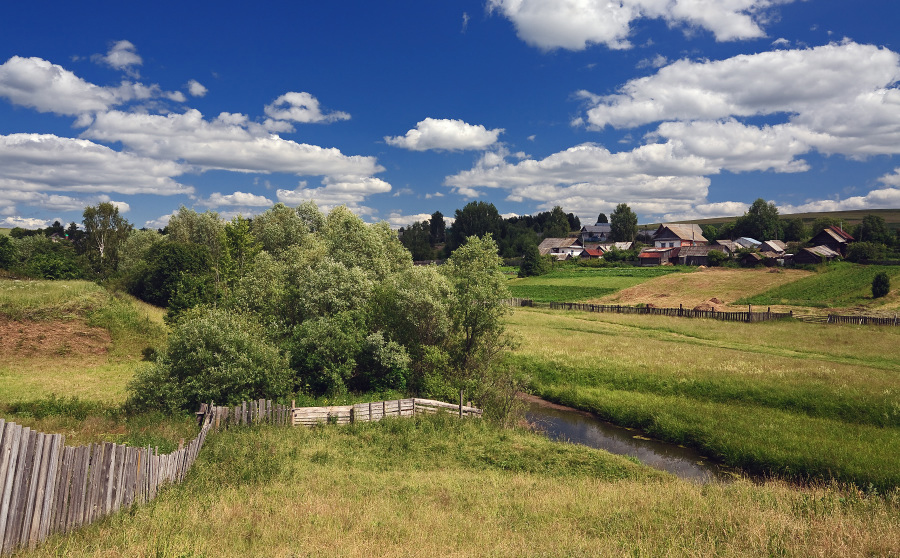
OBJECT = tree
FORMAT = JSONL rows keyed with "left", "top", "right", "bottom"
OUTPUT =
{"left": 399, "top": 221, "right": 433, "bottom": 261}
{"left": 872, "top": 272, "right": 890, "bottom": 299}
{"left": 543, "top": 206, "right": 570, "bottom": 238}
{"left": 782, "top": 218, "right": 808, "bottom": 242}
{"left": 518, "top": 242, "right": 550, "bottom": 277}
{"left": 609, "top": 203, "right": 638, "bottom": 242}
{"left": 0, "top": 235, "right": 14, "bottom": 270}
{"left": 251, "top": 203, "right": 309, "bottom": 256}
{"left": 596, "top": 213, "right": 608, "bottom": 224}
{"left": 82, "top": 202, "right": 132, "bottom": 276}
{"left": 700, "top": 224, "right": 718, "bottom": 241}
{"left": 448, "top": 201, "right": 504, "bottom": 251}
{"left": 130, "top": 241, "right": 213, "bottom": 307}
{"left": 854, "top": 214, "right": 892, "bottom": 245}
{"left": 222, "top": 215, "right": 261, "bottom": 284}
{"left": 734, "top": 198, "right": 780, "bottom": 240}
{"left": 429, "top": 211, "right": 446, "bottom": 245}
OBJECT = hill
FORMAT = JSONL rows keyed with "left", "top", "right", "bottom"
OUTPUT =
{"left": 641, "top": 208, "right": 900, "bottom": 231}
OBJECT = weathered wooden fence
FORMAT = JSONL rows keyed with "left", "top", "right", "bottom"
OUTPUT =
{"left": 827, "top": 314, "right": 900, "bottom": 326}
{"left": 547, "top": 302, "right": 793, "bottom": 323}
{"left": 198, "top": 397, "right": 483, "bottom": 431}
{"left": 499, "top": 297, "right": 535, "bottom": 307}
{"left": 0, "top": 415, "right": 212, "bottom": 556}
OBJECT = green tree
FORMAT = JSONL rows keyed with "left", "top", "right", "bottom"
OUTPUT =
{"left": 543, "top": 206, "right": 570, "bottom": 238}
{"left": 609, "top": 203, "right": 638, "bottom": 242}
{"left": 734, "top": 198, "right": 780, "bottom": 240}
{"left": 854, "top": 214, "right": 892, "bottom": 245}
{"left": 429, "top": 211, "right": 446, "bottom": 245}
{"left": 872, "top": 272, "right": 890, "bottom": 299}
{"left": 700, "top": 224, "right": 719, "bottom": 241}
{"left": 782, "top": 218, "right": 808, "bottom": 242}
{"left": 518, "top": 242, "right": 550, "bottom": 277}
{"left": 251, "top": 203, "right": 309, "bottom": 256}
{"left": 448, "top": 201, "right": 504, "bottom": 251}
{"left": 82, "top": 202, "right": 132, "bottom": 277}
{"left": 400, "top": 221, "right": 433, "bottom": 261}
{"left": 810, "top": 217, "right": 842, "bottom": 237}
{"left": 0, "top": 235, "right": 15, "bottom": 270}
{"left": 130, "top": 241, "right": 213, "bottom": 307}
{"left": 596, "top": 213, "right": 608, "bottom": 224}
{"left": 222, "top": 215, "right": 261, "bottom": 284}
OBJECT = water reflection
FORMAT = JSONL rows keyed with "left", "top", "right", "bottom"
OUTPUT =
{"left": 523, "top": 395, "right": 733, "bottom": 483}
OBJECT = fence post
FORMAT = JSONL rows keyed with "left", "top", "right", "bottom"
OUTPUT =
{"left": 459, "top": 389, "right": 464, "bottom": 418}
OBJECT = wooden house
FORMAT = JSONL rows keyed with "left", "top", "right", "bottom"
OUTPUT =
{"left": 652, "top": 224, "right": 707, "bottom": 248}
{"left": 809, "top": 226, "right": 854, "bottom": 256}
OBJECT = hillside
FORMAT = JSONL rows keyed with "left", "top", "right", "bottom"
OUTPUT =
{"left": 642, "top": 208, "right": 900, "bottom": 231}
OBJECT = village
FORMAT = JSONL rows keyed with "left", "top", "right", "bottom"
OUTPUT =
{"left": 538, "top": 221, "right": 856, "bottom": 267}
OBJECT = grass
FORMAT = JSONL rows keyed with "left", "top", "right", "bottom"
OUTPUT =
{"left": 15, "top": 419, "right": 899, "bottom": 557}
{"left": 507, "top": 307, "right": 900, "bottom": 491}
{"left": 739, "top": 262, "right": 900, "bottom": 308}
{"left": 507, "top": 266, "right": 688, "bottom": 302}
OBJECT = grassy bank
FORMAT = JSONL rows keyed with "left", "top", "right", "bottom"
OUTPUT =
{"left": 19, "top": 418, "right": 900, "bottom": 557}
{"left": 739, "top": 262, "right": 900, "bottom": 308}
{"left": 508, "top": 308, "right": 900, "bottom": 491}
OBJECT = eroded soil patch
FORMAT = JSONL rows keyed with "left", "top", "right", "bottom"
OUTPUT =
{"left": 0, "top": 317, "right": 111, "bottom": 357}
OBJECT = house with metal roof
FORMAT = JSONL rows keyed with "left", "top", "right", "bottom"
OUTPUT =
{"left": 794, "top": 244, "right": 841, "bottom": 264}
{"left": 580, "top": 224, "right": 612, "bottom": 243}
{"left": 759, "top": 240, "right": 787, "bottom": 254}
{"left": 809, "top": 226, "right": 854, "bottom": 256}
{"left": 652, "top": 224, "right": 707, "bottom": 248}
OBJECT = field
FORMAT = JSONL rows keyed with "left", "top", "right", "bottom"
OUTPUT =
{"left": 506, "top": 266, "right": 689, "bottom": 302}
{"left": 2, "top": 276, "right": 900, "bottom": 556}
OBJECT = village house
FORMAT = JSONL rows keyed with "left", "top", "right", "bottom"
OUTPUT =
{"left": 794, "top": 244, "right": 841, "bottom": 264}
{"left": 809, "top": 225, "right": 854, "bottom": 256}
{"left": 537, "top": 237, "right": 584, "bottom": 260}
{"left": 580, "top": 223, "right": 612, "bottom": 243}
{"left": 652, "top": 224, "right": 707, "bottom": 248}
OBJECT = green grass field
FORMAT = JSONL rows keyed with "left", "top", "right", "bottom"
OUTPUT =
{"left": 507, "top": 266, "right": 689, "bottom": 302}
{"left": 3, "top": 277, "right": 900, "bottom": 556}
{"left": 739, "top": 262, "right": 900, "bottom": 308}
{"left": 507, "top": 308, "right": 900, "bottom": 491}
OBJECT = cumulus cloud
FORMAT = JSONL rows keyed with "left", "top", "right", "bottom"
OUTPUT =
{"left": 93, "top": 40, "right": 142, "bottom": 75}
{"left": 0, "top": 133, "right": 191, "bottom": 195}
{"left": 0, "top": 56, "right": 187, "bottom": 115}
{"left": 487, "top": 0, "right": 796, "bottom": 51}
{"left": 386, "top": 212, "right": 434, "bottom": 228}
{"left": 82, "top": 109, "right": 384, "bottom": 178}
{"left": 0, "top": 216, "right": 51, "bottom": 229}
{"left": 187, "top": 79, "right": 208, "bottom": 97}
{"left": 263, "top": 92, "right": 350, "bottom": 124}
{"left": 276, "top": 175, "right": 391, "bottom": 214}
{"left": 385, "top": 118, "right": 503, "bottom": 151}
{"left": 200, "top": 191, "right": 274, "bottom": 207}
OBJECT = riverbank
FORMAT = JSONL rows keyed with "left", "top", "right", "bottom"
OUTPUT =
{"left": 508, "top": 307, "right": 900, "bottom": 491}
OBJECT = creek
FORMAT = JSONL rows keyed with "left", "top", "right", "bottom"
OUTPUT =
{"left": 521, "top": 394, "right": 735, "bottom": 483}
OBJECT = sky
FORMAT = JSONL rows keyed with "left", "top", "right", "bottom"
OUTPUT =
{"left": 1, "top": 0, "right": 900, "bottom": 231}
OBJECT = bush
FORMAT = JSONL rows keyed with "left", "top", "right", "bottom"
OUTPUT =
{"left": 706, "top": 249, "right": 730, "bottom": 267}
{"left": 126, "top": 307, "right": 292, "bottom": 413}
{"left": 847, "top": 242, "right": 887, "bottom": 263}
{"left": 872, "top": 272, "right": 890, "bottom": 299}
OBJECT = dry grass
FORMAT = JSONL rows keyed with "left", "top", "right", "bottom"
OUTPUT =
{"left": 598, "top": 267, "right": 812, "bottom": 309}
{"left": 20, "top": 424, "right": 900, "bottom": 558}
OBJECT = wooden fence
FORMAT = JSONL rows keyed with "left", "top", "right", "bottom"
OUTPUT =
{"left": 547, "top": 302, "right": 793, "bottom": 323}
{"left": 827, "top": 314, "right": 900, "bottom": 326}
{"left": 198, "top": 397, "right": 483, "bottom": 431}
{"left": 0, "top": 415, "right": 212, "bottom": 556}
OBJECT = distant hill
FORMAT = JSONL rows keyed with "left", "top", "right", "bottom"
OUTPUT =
{"left": 642, "top": 208, "right": 900, "bottom": 232}
{"left": 0, "top": 228, "right": 10, "bottom": 237}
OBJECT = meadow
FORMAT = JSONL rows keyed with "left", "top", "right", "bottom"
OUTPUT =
{"left": 2, "top": 276, "right": 899, "bottom": 556}
{"left": 506, "top": 266, "right": 688, "bottom": 302}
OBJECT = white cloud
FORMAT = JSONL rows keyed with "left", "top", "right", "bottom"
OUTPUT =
{"left": 276, "top": 175, "right": 392, "bottom": 213}
{"left": 487, "top": 0, "right": 796, "bottom": 51}
{"left": 93, "top": 40, "right": 142, "bottom": 76}
{"left": 144, "top": 213, "right": 174, "bottom": 230}
{"left": 0, "top": 133, "right": 192, "bottom": 195}
{"left": 878, "top": 168, "right": 900, "bottom": 187}
{"left": 778, "top": 187, "right": 900, "bottom": 214}
{"left": 187, "top": 80, "right": 208, "bottom": 97}
{"left": 386, "top": 212, "right": 434, "bottom": 228}
{"left": 0, "top": 216, "right": 51, "bottom": 229}
{"left": 200, "top": 191, "right": 274, "bottom": 207}
{"left": 263, "top": 92, "right": 350, "bottom": 124}
{"left": 637, "top": 54, "right": 668, "bottom": 69}
{"left": 385, "top": 118, "right": 503, "bottom": 151}
{"left": 0, "top": 56, "right": 187, "bottom": 115}
{"left": 82, "top": 109, "right": 385, "bottom": 178}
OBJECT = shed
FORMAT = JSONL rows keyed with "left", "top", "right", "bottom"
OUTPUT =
{"left": 794, "top": 245, "right": 841, "bottom": 264}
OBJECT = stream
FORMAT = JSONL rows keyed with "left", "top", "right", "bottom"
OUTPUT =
{"left": 521, "top": 394, "right": 735, "bottom": 483}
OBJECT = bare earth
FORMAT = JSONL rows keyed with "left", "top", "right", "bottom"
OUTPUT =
{"left": 596, "top": 267, "right": 812, "bottom": 310}
{"left": 0, "top": 317, "right": 111, "bottom": 357}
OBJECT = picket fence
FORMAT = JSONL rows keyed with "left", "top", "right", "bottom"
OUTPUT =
{"left": 0, "top": 396, "right": 481, "bottom": 555}
{"left": 827, "top": 314, "right": 900, "bottom": 326}
{"left": 198, "top": 397, "right": 483, "bottom": 430}
{"left": 0, "top": 415, "right": 212, "bottom": 556}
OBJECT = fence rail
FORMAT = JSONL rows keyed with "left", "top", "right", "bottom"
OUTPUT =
{"left": 545, "top": 301, "right": 792, "bottom": 323}
{"left": 0, "top": 416, "right": 211, "bottom": 556}
{"left": 827, "top": 314, "right": 900, "bottom": 326}
{"left": 198, "top": 397, "right": 482, "bottom": 431}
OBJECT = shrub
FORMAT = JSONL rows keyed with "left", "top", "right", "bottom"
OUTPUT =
{"left": 518, "top": 243, "right": 550, "bottom": 277}
{"left": 872, "top": 272, "right": 890, "bottom": 299}
{"left": 126, "top": 307, "right": 291, "bottom": 413}
{"left": 706, "top": 249, "right": 730, "bottom": 267}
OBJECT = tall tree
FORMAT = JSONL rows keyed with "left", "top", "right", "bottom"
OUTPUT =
{"left": 429, "top": 211, "right": 446, "bottom": 245}
{"left": 543, "top": 206, "right": 570, "bottom": 238}
{"left": 854, "top": 214, "right": 892, "bottom": 245}
{"left": 734, "top": 198, "right": 781, "bottom": 240}
{"left": 596, "top": 213, "right": 608, "bottom": 224}
{"left": 609, "top": 203, "right": 638, "bottom": 242}
{"left": 82, "top": 202, "right": 132, "bottom": 276}
{"left": 448, "top": 201, "right": 504, "bottom": 252}
{"left": 782, "top": 218, "right": 808, "bottom": 242}
{"left": 400, "top": 221, "right": 433, "bottom": 261}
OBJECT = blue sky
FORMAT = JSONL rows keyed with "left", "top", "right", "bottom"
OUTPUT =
{"left": 2, "top": 0, "right": 900, "bottom": 230}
